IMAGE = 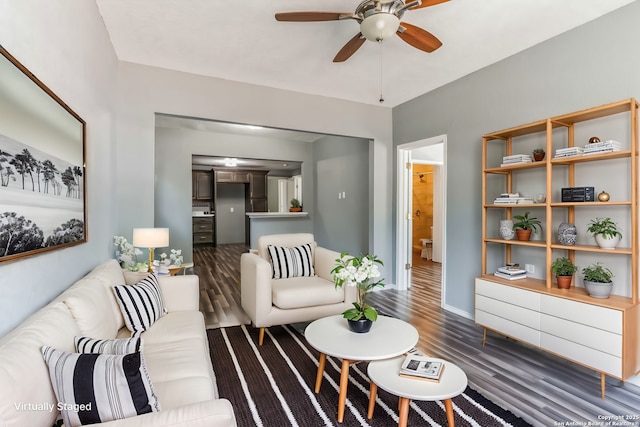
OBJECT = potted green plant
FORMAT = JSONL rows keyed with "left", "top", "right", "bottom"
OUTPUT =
{"left": 581, "top": 262, "right": 614, "bottom": 298}
{"left": 532, "top": 148, "right": 545, "bottom": 161}
{"left": 587, "top": 217, "right": 622, "bottom": 249}
{"left": 331, "top": 253, "right": 385, "bottom": 333}
{"left": 512, "top": 211, "right": 542, "bottom": 241}
{"left": 289, "top": 198, "right": 302, "bottom": 212}
{"left": 551, "top": 257, "right": 577, "bottom": 289}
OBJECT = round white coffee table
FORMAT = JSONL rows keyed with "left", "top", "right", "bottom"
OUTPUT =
{"left": 305, "top": 315, "right": 419, "bottom": 423}
{"left": 367, "top": 356, "right": 468, "bottom": 427}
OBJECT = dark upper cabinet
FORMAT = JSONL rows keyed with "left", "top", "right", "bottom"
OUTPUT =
{"left": 249, "top": 171, "right": 267, "bottom": 199}
{"left": 215, "top": 169, "right": 250, "bottom": 183}
{"left": 214, "top": 170, "right": 234, "bottom": 183}
{"left": 192, "top": 170, "right": 213, "bottom": 200}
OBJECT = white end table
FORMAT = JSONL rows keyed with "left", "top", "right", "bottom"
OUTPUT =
{"left": 367, "top": 356, "right": 468, "bottom": 427}
{"left": 305, "top": 315, "right": 419, "bottom": 423}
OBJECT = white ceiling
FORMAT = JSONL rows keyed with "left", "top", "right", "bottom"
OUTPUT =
{"left": 96, "top": 0, "right": 636, "bottom": 108}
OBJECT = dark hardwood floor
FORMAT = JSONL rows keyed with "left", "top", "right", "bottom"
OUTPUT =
{"left": 195, "top": 245, "right": 640, "bottom": 427}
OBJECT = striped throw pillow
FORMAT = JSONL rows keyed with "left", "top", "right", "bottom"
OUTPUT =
{"left": 113, "top": 273, "right": 166, "bottom": 334}
{"left": 42, "top": 346, "right": 160, "bottom": 427}
{"left": 75, "top": 336, "right": 141, "bottom": 354}
{"left": 268, "top": 243, "right": 315, "bottom": 279}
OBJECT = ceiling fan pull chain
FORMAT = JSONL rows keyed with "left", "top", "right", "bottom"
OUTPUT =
{"left": 379, "top": 39, "right": 384, "bottom": 103}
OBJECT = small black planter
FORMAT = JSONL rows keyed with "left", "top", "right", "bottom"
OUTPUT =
{"left": 347, "top": 318, "right": 373, "bottom": 333}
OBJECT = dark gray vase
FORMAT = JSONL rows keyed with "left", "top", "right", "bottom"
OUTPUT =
{"left": 347, "top": 318, "right": 373, "bottom": 333}
{"left": 558, "top": 222, "right": 577, "bottom": 245}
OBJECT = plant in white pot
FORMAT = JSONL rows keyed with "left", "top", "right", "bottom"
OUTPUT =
{"left": 587, "top": 217, "right": 622, "bottom": 249}
{"left": 581, "top": 262, "right": 614, "bottom": 298}
{"left": 550, "top": 257, "right": 577, "bottom": 289}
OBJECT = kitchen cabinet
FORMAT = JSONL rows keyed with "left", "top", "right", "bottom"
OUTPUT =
{"left": 192, "top": 170, "right": 213, "bottom": 201}
{"left": 192, "top": 216, "right": 214, "bottom": 245}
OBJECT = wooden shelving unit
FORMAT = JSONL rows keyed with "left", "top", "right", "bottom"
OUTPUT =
{"left": 477, "top": 98, "right": 640, "bottom": 398}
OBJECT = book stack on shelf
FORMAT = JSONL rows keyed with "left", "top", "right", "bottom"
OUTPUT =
{"left": 493, "top": 192, "right": 533, "bottom": 204}
{"left": 494, "top": 265, "right": 527, "bottom": 280}
{"left": 500, "top": 154, "right": 532, "bottom": 167}
{"left": 554, "top": 146, "right": 584, "bottom": 158}
{"left": 399, "top": 354, "right": 445, "bottom": 383}
{"left": 583, "top": 139, "right": 622, "bottom": 155}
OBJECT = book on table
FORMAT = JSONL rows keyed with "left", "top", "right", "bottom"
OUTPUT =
{"left": 399, "top": 354, "right": 445, "bottom": 382}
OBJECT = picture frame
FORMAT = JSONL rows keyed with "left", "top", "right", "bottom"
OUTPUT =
{"left": 0, "top": 45, "right": 87, "bottom": 262}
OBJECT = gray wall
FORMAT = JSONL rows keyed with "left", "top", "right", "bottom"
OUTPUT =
{"left": 0, "top": 1, "right": 118, "bottom": 336}
{"left": 392, "top": 1, "right": 640, "bottom": 317}
{"left": 313, "top": 135, "right": 370, "bottom": 255}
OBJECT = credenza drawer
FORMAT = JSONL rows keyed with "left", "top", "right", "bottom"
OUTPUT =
{"left": 540, "top": 314, "right": 622, "bottom": 357}
{"left": 476, "top": 279, "right": 540, "bottom": 311}
{"left": 476, "top": 294, "right": 540, "bottom": 330}
{"left": 476, "top": 310, "right": 540, "bottom": 346}
{"left": 541, "top": 333, "right": 622, "bottom": 377}
{"left": 541, "top": 295, "right": 622, "bottom": 334}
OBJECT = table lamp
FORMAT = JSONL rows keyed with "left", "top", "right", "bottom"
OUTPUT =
{"left": 133, "top": 228, "right": 169, "bottom": 273}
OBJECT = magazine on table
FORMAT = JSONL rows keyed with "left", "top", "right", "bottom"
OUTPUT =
{"left": 399, "top": 354, "right": 445, "bottom": 382}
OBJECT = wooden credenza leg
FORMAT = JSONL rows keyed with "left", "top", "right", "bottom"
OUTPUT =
{"left": 600, "top": 372, "right": 606, "bottom": 400}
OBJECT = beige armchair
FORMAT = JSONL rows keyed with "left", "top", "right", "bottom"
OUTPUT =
{"left": 241, "top": 233, "right": 356, "bottom": 345}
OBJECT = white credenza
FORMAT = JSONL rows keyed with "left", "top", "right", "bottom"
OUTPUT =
{"left": 475, "top": 277, "right": 640, "bottom": 398}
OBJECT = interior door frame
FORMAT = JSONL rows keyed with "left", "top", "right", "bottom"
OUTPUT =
{"left": 395, "top": 135, "right": 447, "bottom": 304}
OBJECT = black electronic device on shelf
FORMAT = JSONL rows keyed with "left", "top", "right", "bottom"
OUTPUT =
{"left": 561, "top": 186, "right": 595, "bottom": 202}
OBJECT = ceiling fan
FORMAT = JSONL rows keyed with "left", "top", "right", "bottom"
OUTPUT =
{"left": 275, "top": 0, "right": 449, "bottom": 62}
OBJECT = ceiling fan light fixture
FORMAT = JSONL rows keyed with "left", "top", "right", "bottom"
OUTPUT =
{"left": 360, "top": 13, "right": 400, "bottom": 41}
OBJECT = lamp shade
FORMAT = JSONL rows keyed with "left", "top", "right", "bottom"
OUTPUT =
{"left": 133, "top": 228, "right": 169, "bottom": 248}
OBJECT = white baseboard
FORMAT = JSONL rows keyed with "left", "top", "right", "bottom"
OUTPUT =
{"left": 442, "top": 303, "right": 474, "bottom": 320}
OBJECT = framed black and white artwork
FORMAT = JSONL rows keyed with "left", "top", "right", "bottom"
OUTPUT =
{"left": 0, "top": 45, "right": 86, "bottom": 262}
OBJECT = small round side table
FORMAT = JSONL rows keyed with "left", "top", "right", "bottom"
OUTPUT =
{"left": 367, "top": 356, "right": 468, "bottom": 427}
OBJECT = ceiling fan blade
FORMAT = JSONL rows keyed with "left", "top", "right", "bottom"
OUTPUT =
{"left": 397, "top": 22, "right": 442, "bottom": 53}
{"left": 333, "top": 33, "right": 366, "bottom": 62}
{"left": 275, "top": 12, "right": 349, "bottom": 22}
{"left": 410, "top": 0, "right": 449, "bottom": 9}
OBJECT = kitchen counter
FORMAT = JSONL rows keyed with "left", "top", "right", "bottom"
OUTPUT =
{"left": 245, "top": 212, "right": 308, "bottom": 218}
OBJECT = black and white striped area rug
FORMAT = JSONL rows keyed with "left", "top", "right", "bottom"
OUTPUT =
{"left": 207, "top": 324, "right": 531, "bottom": 427}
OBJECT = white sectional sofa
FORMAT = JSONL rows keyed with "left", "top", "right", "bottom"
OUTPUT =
{"left": 0, "top": 259, "right": 236, "bottom": 427}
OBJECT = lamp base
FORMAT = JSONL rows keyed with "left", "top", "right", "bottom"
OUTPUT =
{"left": 148, "top": 248, "right": 154, "bottom": 273}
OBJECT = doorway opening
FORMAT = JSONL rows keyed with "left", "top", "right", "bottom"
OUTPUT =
{"left": 395, "top": 135, "right": 446, "bottom": 306}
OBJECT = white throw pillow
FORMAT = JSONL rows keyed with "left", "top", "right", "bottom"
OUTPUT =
{"left": 112, "top": 273, "right": 166, "bottom": 334}
{"left": 64, "top": 279, "right": 119, "bottom": 339}
{"left": 41, "top": 346, "right": 160, "bottom": 427}
{"left": 268, "top": 243, "right": 315, "bottom": 279}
